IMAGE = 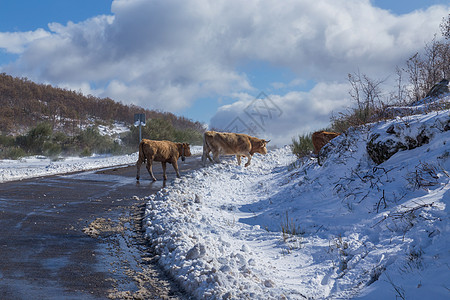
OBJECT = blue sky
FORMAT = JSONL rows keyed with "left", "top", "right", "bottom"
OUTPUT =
{"left": 0, "top": 0, "right": 448, "bottom": 144}
{"left": 0, "top": 1, "right": 113, "bottom": 32}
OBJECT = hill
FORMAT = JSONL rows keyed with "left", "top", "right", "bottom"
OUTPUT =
{"left": 141, "top": 95, "right": 449, "bottom": 299}
{"left": 0, "top": 73, "right": 204, "bottom": 158}
{"left": 0, "top": 73, "right": 203, "bottom": 135}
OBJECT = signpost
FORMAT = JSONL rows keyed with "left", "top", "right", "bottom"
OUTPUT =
{"left": 134, "top": 113, "right": 146, "bottom": 142}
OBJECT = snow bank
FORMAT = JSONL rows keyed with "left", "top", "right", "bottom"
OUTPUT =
{"left": 190, "top": 145, "right": 203, "bottom": 156}
{"left": 0, "top": 153, "right": 138, "bottom": 183}
{"left": 0, "top": 145, "right": 203, "bottom": 183}
{"left": 143, "top": 109, "right": 449, "bottom": 299}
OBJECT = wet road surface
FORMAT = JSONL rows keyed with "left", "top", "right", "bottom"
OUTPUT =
{"left": 0, "top": 155, "right": 203, "bottom": 299}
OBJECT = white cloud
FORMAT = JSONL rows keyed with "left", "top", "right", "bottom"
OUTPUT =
{"left": 0, "top": 0, "right": 447, "bottom": 124}
{"left": 210, "top": 82, "right": 351, "bottom": 145}
{"left": 0, "top": 29, "right": 50, "bottom": 54}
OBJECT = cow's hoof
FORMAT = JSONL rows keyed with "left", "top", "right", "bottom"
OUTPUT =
{"left": 152, "top": 178, "right": 157, "bottom": 181}
{"left": 244, "top": 163, "right": 250, "bottom": 167}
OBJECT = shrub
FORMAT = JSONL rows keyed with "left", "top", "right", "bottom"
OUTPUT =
{"left": 291, "top": 133, "right": 314, "bottom": 158}
{"left": 43, "top": 141, "right": 62, "bottom": 159}
{"left": 80, "top": 147, "right": 92, "bottom": 157}
{"left": 75, "top": 126, "right": 120, "bottom": 154}
{"left": 0, "top": 135, "right": 15, "bottom": 147}
{"left": 0, "top": 147, "right": 26, "bottom": 159}
{"left": 123, "top": 117, "right": 204, "bottom": 147}
{"left": 16, "top": 122, "right": 53, "bottom": 154}
{"left": 174, "top": 128, "right": 203, "bottom": 145}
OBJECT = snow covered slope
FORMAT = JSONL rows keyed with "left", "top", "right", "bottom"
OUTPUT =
{"left": 143, "top": 108, "right": 449, "bottom": 299}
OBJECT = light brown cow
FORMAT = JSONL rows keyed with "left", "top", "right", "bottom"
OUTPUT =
{"left": 202, "top": 131, "right": 269, "bottom": 167}
{"left": 312, "top": 131, "right": 340, "bottom": 165}
{"left": 136, "top": 139, "right": 191, "bottom": 181}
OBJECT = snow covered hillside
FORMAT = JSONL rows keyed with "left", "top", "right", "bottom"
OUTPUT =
{"left": 143, "top": 108, "right": 449, "bottom": 299}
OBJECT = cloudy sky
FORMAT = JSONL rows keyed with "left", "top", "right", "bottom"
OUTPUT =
{"left": 0, "top": 0, "right": 448, "bottom": 145}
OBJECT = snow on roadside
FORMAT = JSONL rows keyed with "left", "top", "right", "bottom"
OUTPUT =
{"left": 143, "top": 110, "right": 449, "bottom": 299}
{"left": 144, "top": 147, "right": 301, "bottom": 299}
{"left": 0, "top": 145, "right": 203, "bottom": 183}
{"left": 189, "top": 145, "right": 203, "bottom": 156}
{"left": 0, "top": 153, "right": 137, "bottom": 183}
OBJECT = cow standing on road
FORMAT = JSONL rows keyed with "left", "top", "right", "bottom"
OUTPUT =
{"left": 136, "top": 139, "right": 191, "bottom": 181}
{"left": 202, "top": 131, "right": 269, "bottom": 167}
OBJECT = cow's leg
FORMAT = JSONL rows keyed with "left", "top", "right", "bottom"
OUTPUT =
{"left": 136, "top": 160, "right": 142, "bottom": 180}
{"left": 162, "top": 162, "right": 168, "bottom": 181}
{"left": 244, "top": 153, "right": 252, "bottom": 167}
{"left": 201, "top": 152, "right": 207, "bottom": 166}
{"left": 236, "top": 155, "right": 242, "bottom": 165}
{"left": 146, "top": 159, "right": 157, "bottom": 181}
{"left": 171, "top": 158, "right": 181, "bottom": 178}
{"left": 212, "top": 150, "right": 221, "bottom": 163}
{"left": 202, "top": 149, "right": 211, "bottom": 166}
{"left": 202, "top": 138, "right": 209, "bottom": 166}
{"left": 202, "top": 151, "right": 213, "bottom": 166}
{"left": 206, "top": 151, "right": 213, "bottom": 162}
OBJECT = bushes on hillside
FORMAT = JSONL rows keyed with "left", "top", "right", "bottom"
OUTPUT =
{"left": 291, "top": 134, "right": 314, "bottom": 159}
{"left": 0, "top": 73, "right": 204, "bottom": 136}
{"left": 123, "top": 117, "right": 203, "bottom": 147}
{"left": 15, "top": 123, "right": 62, "bottom": 158}
{"left": 75, "top": 126, "right": 121, "bottom": 155}
{"left": 0, "top": 123, "right": 123, "bottom": 159}
{"left": 0, "top": 116, "right": 204, "bottom": 160}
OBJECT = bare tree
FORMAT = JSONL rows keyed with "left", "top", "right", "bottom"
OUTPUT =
{"left": 331, "top": 15, "right": 449, "bottom": 132}
{"left": 440, "top": 14, "right": 450, "bottom": 40}
{"left": 392, "top": 66, "right": 408, "bottom": 105}
{"left": 404, "top": 16, "right": 450, "bottom": 102}
{"left": 348, "top": 71, "right": 385, "bottom": 122}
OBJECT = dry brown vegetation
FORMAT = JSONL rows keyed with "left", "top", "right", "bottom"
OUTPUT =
{"left": 0, "top": 73, "right": 203, "bottom": 135}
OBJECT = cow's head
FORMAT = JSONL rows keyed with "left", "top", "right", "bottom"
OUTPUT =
{"left": 253, "top": 139, "right": 270, "bottom": 155}
{"left": 177, "top": 143, "right": 192, "bottom": 161}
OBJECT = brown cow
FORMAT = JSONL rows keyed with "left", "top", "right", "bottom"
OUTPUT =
{"left": 136, "top": 139, "right": 191, "bottom": 181}
{"left": 202, "top": 131, "right": 269, "bottom": 167}
{"left": 312, "top": 131, "right": 340, "bottom": 165}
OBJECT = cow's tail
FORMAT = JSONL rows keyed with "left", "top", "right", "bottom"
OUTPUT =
{"left": 201, "top": 132, "right": 210, "bottom": 166}
{"left": 136, "top": 140, "right": 146, "bottom": 181}
{"left": 138, "top": 140, "right": 146, "bottom": 164}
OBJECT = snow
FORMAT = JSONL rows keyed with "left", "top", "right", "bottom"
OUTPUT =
{"left": 0, "top": 153, "right": 138, "bottom": 183}
{"left": 0, "top": 146, "right": 203, "bottom": 183}
{"left": 143, "top": 109, "right": 449, "bottom": 299}
{"left": 97, "top": 121, "right": 130, "bottom": 136}
{"left": 0, "top": 107, "right": 448, "bottom": 299}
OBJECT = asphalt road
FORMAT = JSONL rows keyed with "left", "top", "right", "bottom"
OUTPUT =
{"left": 0, "top": 155, "right": 203, "bottom": 299}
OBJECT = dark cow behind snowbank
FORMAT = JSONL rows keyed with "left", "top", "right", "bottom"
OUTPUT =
{"left": 312, "top": 131, "right": 340, "bottom": 165}
{"left": 202, "top": 131, "right": 269, "bottom": 167}
{"left": 136, "top": 139, "right": 191, "bottom": 181}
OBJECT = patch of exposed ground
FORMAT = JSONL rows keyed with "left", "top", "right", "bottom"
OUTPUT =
{"left": 83, "top": 199, "right": 188, "bottom": 299}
